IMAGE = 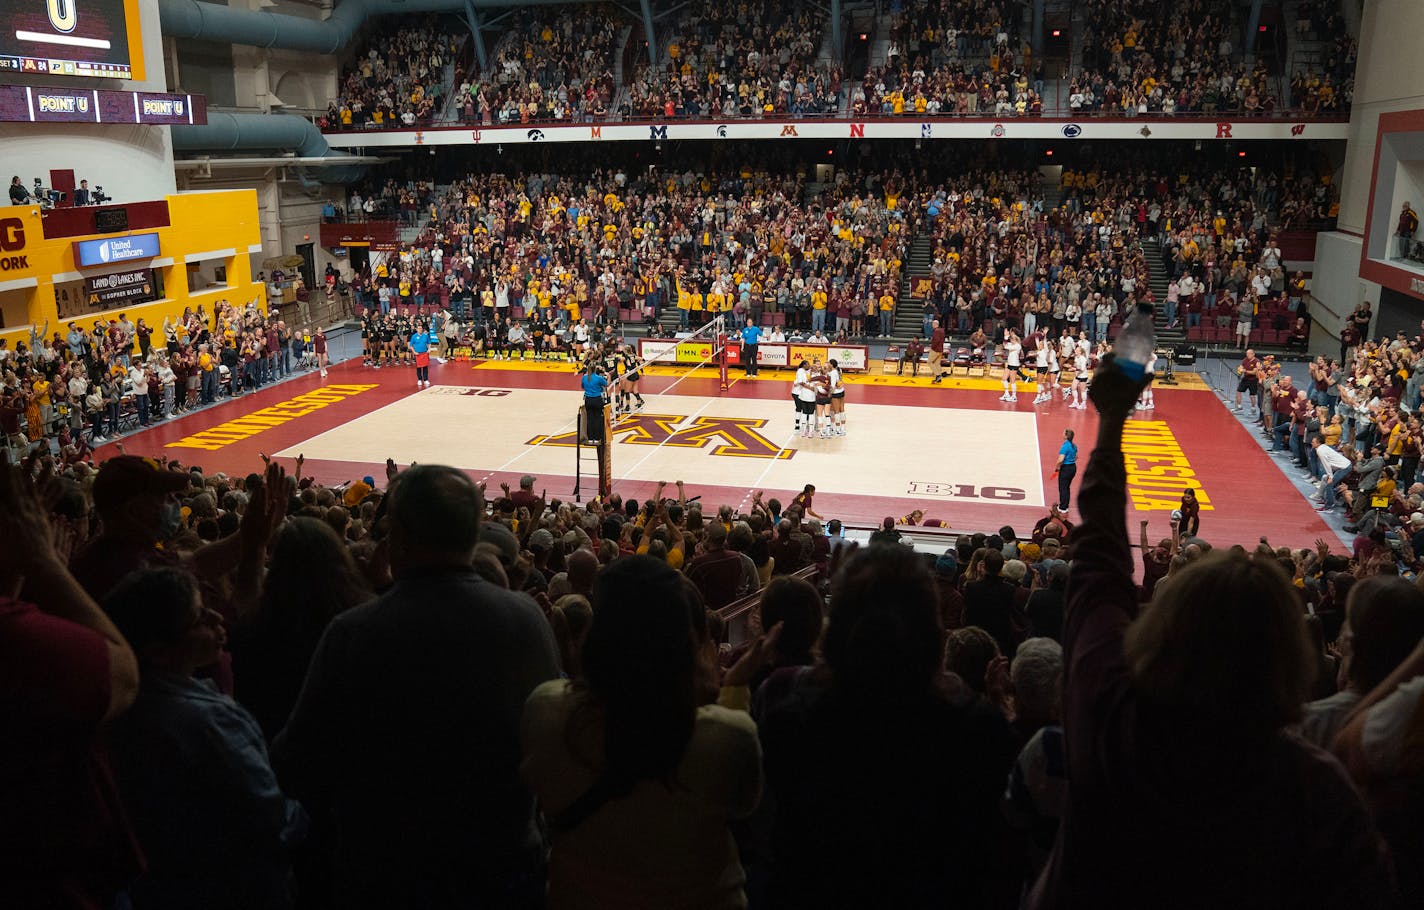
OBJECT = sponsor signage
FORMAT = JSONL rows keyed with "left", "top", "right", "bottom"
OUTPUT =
{"left": 0, "top": 84, "right": 205, "bottom": 124}
{"left": 326, "top": 118, "right": 1346, "bottom": 149}
{"left": 637, "top": 339, "right": 869, "bottom": 371}
{"left": 72, "top": 231, "right": 160, "bottom": 267}
{"left": 83, "top": 267, "right": 153, "bottom": 308}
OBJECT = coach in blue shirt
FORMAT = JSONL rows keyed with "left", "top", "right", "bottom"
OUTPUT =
{"left": 409, "top": 324, "right": 434, "bottom": 387}
{"left": 741, "top": 323, "right": 763, "bottom": 377}
{"left": 581, "top": 367, "right": 610, "bottom": 442}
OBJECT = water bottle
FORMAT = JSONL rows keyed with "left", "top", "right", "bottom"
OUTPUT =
{"left": 1113, "top": 301, "right": 1156, "bottom": 381}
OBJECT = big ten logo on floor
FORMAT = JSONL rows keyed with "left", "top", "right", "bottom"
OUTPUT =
{"left": 907, "top": 481, "right": 1027, "bottom": 501}
{"left": 1121, "top": 419, "right": 1213, "bottom": 511}
{"left": 529, "top": 413, "right": 794, "bottom": 459}
{"left": 166, "top": 384, "right": 380, "bottom": 451}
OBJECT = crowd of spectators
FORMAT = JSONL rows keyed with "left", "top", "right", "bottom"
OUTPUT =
{"left": 1243, "top": 301, "right": 1424, "bottom": 540}
{"left": 853, "top": 0, "right": 1045, "bottom": 116}
{"left": 6, "top": 349, "right": 1424, "bottom": 908}
{"left": 324, "top": 17, "right": 460, "bottom": 130}
{"left": 625, "top": 1, "right": 837, "bottom": 120}
{"left": 1062, "top": 0, "right": 1352, "bottom": 116}
{"left": 339, "top": 161, "right": 919, "bottom": 339}
{"left": 906, "top": 150, "right": 1324, "bottom": 356}
{"left": 0, "top": 296, "right": 332, "bottom": 461}
{"left": 448, "top": 6, "right": 620, "bottom": 125}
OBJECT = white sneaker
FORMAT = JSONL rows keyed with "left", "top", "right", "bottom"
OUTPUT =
{"left": 320, "top": 370, "right": 328, "bottom": 377}
{"left": 999, "top": 393, "right": 1010, "bottom": 401}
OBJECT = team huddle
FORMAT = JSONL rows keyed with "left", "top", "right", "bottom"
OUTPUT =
{"left": 791, "top": 359, "right": 847, "bottom": 438}
{"left": 925, "top": 323, "right": 1157, "bottom": 411}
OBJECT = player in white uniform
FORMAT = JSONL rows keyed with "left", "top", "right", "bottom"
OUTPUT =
{"left": 792, "top": 360, "right": 811, "bottom": 435}
{"left": 1000, "top": 330, "right": 1023, "bottom": 402}
{"left": 1058, "top": 334, "right": 1077, "bottom": 400}
{"left": 793, "top": 360, "right": 819, "bottom": 437}
{"left": 1031, "top": 332, "right": 1051, "bottom": 404}
{"left": 828, "top": 359, "right": 847, "bottom": 435}
{"left": 1044, "top": 342, "right": 1061, "bottom": 405}
{"left": 1136, "top": 351, "right": 1157, "bottom": 411}
{"left": 1070, "top": 350, "right": 1091, "bottom": 409}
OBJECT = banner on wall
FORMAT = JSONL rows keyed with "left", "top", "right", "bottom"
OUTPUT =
{"left": 72, "top": 232, "right": 161, "bottom": 267}
{"left": 637, "top": 339, "right": 869, "bottom": 371}
{"left": 326, "top": 118, "right": 1348, "bottom": 150}
{"left": 83, "top": 267, "right": 154, "bottom": 309}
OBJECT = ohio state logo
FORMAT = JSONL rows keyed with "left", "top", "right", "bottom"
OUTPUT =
{"left": 991, "top": 123, "right": 1006, "bottom": 138}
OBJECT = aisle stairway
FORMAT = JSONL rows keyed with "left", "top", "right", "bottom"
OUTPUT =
{"left": 1140, "top": 237, "right": 1186, "bottom": 349}
{"left": 891, "top": 233, "right": 935, "bottom": 341}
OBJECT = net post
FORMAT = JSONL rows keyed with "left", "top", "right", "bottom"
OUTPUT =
{"left": 718, "top": 315, "right": 729, "bottom": 391}
{"left": 598, "top": 402, "right": 613, "bottom": 498}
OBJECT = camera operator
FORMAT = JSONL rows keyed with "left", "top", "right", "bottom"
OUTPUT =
{"left": 9, "top": 176, "right": 30, "bottom": 205}
{"left": 73, "top": 180, "right": 92, "bottom": 206}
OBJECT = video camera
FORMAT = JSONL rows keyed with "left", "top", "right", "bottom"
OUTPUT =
{"left": 91, "top": 185, "right": 112, "bottom": 205}
{"left": 33, "top": 177, "right": 64, "bottom": 209}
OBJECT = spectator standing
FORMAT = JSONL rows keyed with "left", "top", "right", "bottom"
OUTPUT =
{"left": 104, "top": 568, "right": 307, "bottom": 910}
{"left": 759, "top": 545, "right": 1019, "bottom": 907}
{"left": 273, "top": 465, "right": 560, "bottom": 909}
{"left": 520, "top": 556, "right": 762, "bottom": 909}
{"left": 1028, "top": 356, "right": 1395, "bottom": 908}
{"left": 0, "top": 464, "right": 143, "bottom": 910}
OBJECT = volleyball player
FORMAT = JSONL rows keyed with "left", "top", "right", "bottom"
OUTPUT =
{"left": 1043, "top": 338, "right": 1061, "bottom": 405}
{"left": 1057, "top": 333, "right": 1077, "bottom": 401}
{"left": 792, "top": 360, "right": 816, "bottom": 437}
{"left": 1000, "top": 330, "right": 1023, "bottom": 402}
{"left": 812, "top": 360, "right": 832, "bottom": 438}
{"left": 828, "top": 358, "right": 847, "bottom": 435}
{"left": 1136, "top": 350, "right": 1157, "bottom": 411}
{"left": 361, "top": 311, "right": 375, "bottom": 367}
{"left": 1069, "top": 347, "right": 1091, "bottom": 410}
{"left": 1031, "top": 330, "right": 1051, "bottom": 403}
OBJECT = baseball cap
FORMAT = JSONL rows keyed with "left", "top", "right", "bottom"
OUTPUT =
{"left": 92, "top": 455, "right": 190, "bottom": 512}
{"left": 520, "top": 474, "right": 537, "bottom": 488}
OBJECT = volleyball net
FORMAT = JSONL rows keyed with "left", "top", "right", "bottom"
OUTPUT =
{"left": 607, "top": 315, "right": 730, "bottom": 425}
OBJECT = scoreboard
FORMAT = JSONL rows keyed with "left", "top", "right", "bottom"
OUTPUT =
{"left": 0, "top": 0, "right": 143, "bottom": 80}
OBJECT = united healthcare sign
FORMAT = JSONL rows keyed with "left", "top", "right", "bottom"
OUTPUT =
{"left": 72, "top": 232, "right": 161, "bottom": 268}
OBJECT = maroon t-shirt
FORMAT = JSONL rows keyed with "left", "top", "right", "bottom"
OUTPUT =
{"left": 0, "top": 598, "right": 144, "bottom": 907}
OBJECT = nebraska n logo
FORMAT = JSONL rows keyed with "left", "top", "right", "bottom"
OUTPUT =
{"left": 528, "top": 413, "right": 795, "bottom": 459}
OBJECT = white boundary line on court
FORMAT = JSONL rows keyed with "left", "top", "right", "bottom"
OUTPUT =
{"left": 611, "top": 370, "right": 742, "bottom": 486}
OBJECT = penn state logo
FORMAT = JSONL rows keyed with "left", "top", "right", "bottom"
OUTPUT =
{"left": 526, "top": 128, "right": 545, "bottom": 141}
{"left": 1061, "top": 123, "right": 1082, "bottom": 138}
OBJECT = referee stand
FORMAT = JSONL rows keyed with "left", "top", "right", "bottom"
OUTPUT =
{"left": 573, "top": 401, "right": 612, "bottom": 502}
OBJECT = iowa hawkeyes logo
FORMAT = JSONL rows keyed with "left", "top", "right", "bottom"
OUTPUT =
{"left": 527, "top": 128, "right": 545, "bottom": 141}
